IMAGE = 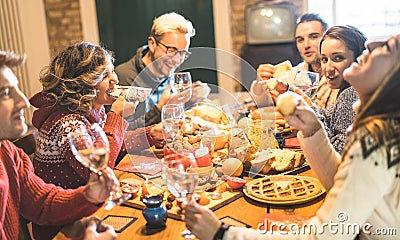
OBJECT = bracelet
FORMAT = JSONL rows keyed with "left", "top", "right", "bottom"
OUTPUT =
{"left": 213, "top": 223, "right": 231, "bottom": 240}
{"left": 303, "top": 124, "right": 322, "bottom": 138}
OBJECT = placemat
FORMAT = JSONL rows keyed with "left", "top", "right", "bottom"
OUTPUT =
{"left": 115, "top": 156, "right": 161, "bottom": 176}
{"left": 102, "top": 215, "right": 137, "bottom": 233}
{"left": 284, "top": 137, "right": 300, "bottom": 149}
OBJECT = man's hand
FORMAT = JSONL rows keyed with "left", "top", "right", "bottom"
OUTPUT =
{"left": 84, "top": 167, "right": 119, "bottom": 205}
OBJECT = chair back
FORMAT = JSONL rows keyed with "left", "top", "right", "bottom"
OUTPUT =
{"left": 12, "top": 131, "right": 37, "bottom": 240}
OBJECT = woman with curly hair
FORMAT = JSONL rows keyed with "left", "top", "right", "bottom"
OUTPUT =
{"left": 29, "top": 42, "right": 162, "bottom": 239}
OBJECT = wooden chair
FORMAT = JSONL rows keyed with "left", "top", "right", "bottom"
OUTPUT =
{"left": 13, "top": 131, "right": 37, "bottom": 240}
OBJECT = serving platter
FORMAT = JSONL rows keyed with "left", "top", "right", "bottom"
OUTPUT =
{"left": 122, "top": 179, "right": 242, "bottom": 220}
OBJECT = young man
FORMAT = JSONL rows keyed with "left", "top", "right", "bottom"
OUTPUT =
{"left": 0, "top": 50, "right": 116, "bottom": 239}
{"left": 116, "top": 12, "right": 200, "bottom": 129}
{"left": 252, "top": 13, "right": 338, "bottom": 108}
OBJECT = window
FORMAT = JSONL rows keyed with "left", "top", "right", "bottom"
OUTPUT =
{"left": 308, "top": 0, "right": 400, "bottom": 40}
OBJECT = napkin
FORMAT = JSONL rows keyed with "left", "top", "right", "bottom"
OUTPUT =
{"left": 115, "top": 156, "right": 162, "bottom": 176}
{"left": 284, "top": 137, "right": 300, "bottom": 149}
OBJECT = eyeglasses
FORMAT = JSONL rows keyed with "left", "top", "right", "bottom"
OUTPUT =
{"left": 153, "top": 37, "right": 191, "bottom": 61}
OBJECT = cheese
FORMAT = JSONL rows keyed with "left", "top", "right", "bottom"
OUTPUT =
{"left": 273, "top": 60, "right": 292, "bottom": 78}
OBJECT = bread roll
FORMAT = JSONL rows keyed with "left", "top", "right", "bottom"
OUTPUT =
{"left": 276, "top": 92, "right": 300, "bottom": 116}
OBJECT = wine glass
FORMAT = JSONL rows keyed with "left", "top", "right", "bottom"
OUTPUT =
{"left": 293, "top": 70, "right": 320, "bottom": 96}
{"left": 161, "top": 104, "right": 184, "bottom": 143}
{"left": 68, "top": 123, "right": 131, "bottom": 210}
{"left": 170, "top": 72, "right": 192, "bottom": 102}
{"left": 161, "top": 151, "right": 199, "bottom": 239}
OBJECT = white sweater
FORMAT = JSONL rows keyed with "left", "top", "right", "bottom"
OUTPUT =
{"left": 224, "top": 126, "right": 400, "bottom": 239}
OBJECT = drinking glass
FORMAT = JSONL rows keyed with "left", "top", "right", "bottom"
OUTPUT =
{"left": 69, "top": 123, "right": 131, "bottom": 210}
{"left": 293, "top": 70, "right": 320, "bottom": 96}
{"left": 161, "top": 104, "right": 184, "bottom": 143}
{"left": 170, "top": 72, "right": 192, "bottom": 102}
{"left": 161, "top": 152, "right": 199, "bottom": 239}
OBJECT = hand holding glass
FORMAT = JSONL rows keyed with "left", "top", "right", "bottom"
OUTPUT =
{"left": 69, "top": 123, "right": 131, "bottom": 210}
{"left": 170, "top": 72, "right": 192, "bottom": 102}
{"left": 162, "top": 152, "right": 199, "bottom": 239}
{"left": 293, "top": 70, "right": 319, "bottom": 96}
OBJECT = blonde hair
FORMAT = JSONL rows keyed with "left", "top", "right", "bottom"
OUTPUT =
{"left": 150, "top": 12, "right": 195, "bottom": 39}
{"left": 0, "top": 50, "right": 25, "bottom": 71}
{"left": 39, "top": 42, "right": 114, "bottom": 115}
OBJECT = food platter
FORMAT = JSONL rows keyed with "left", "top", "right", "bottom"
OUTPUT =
{"left": 243, "top": 175, "right": 325, "bottom": 205}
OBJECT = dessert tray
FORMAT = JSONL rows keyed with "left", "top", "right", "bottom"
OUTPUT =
{"left": 243, "top": 175, "right": 325, "bottom": 205}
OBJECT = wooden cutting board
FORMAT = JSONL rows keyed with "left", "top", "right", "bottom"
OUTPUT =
{"left": 123, "top": 182, "right": 243, "bottom": 220}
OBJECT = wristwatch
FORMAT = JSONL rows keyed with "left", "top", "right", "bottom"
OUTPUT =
{"left": 213, "top": 222, "right": 231, "bottom": 240}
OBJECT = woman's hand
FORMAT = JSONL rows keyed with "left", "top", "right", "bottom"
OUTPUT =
{"left": 150, "top": 122, "right": 164, "bottom": 142}
{"left": 84, "top": 167, "right": 119, "bottom": 204}
{"left": 284, "top": 104, "right": 323, "bottom": 138}
{"left": 290, "top": 85, "right": 314, "bottom": 106}
{"left": 184, "top": 200, "right": 221, "bottom": 240}
{"left": 110, "top": 93, "right": 137, "bottom": 117}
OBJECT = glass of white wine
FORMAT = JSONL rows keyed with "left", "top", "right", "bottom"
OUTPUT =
{"left": 69, "top": 123, "right": 131, "bottom": 210}
{"left": 170, "top": 72, "right": 192, "bottom": 102}
{"left": 161, "top": 152, "right": 199, "bottom": 239}
{"left": 293, "top": 70, "right": 320, "bottom": 96}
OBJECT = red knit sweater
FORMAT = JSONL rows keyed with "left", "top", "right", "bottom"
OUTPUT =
{"left": 0, "top": 140, "right": 99, "bottom": 239}
{"left": 29, "top": 92, "right": 158, "bottom": 239}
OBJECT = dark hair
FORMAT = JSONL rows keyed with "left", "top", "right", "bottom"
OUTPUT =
{"left": 319, "top": 25, "right": 367, "bottom": 91}
{"left": 296, "top": 13, "right": 329, "bottom": 32}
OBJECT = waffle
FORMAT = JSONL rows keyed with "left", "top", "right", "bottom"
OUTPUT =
{"left": 245, "top": 175, "right": 323, "bottom": 202}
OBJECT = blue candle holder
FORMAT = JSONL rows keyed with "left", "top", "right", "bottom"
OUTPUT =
{"left": 142, "top": 195, "right": 167, "bottom": 229}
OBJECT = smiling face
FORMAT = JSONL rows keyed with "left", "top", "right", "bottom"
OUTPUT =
{"left": 344, "top": 35, "right": 400, "bottom": 101}
{"left": 0, "top": 66, "right": 29, "bottom": 140}
{"left": 320, "top": 38, "right": 355, "bottom": 89}
{"left": 93, "top": 65, "right": 119, "bottom": 110}
{"left": 146, "top": 32, "right": 191, "bottom": 78}
{"left": 295, "top": 21, "right": 325, "bottom": 66}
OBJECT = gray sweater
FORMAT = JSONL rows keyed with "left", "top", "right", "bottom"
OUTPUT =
{"left": 115, "top": 46, "right": 171, "bottom": 129}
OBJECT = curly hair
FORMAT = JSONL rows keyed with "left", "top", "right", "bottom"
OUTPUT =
{"left": 39, "top": 42, "right": 114, "bottom": 115}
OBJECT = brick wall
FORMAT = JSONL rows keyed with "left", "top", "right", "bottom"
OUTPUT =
{"left": 43, "top": 0, "right": 82, "bottom": 57}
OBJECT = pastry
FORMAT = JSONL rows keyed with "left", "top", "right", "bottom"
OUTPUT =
{"left": 245, "top": 175, "right": 323, "bottom": 202}
{"left": 276, "top": 91, "right": 301, "bottom": 116}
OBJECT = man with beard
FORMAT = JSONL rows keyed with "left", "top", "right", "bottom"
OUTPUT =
{"left": 115, "top": 12, "right": 196, "bottom": 129}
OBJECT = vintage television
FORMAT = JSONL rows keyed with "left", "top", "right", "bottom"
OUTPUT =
{"left": 245, "top": 1, "right": 297, "bottom": 44}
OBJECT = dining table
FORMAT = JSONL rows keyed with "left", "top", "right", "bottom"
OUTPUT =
{"left": 54, "top": 147, "right": 326, "bottom": 240}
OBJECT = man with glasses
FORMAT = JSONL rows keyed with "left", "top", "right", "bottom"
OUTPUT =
{"left": 115, "top": 12, "right": 195, "bottom": 130}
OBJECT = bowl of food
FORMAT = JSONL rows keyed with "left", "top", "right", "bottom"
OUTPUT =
{"left": 108, "top": 85, "right": 152, "bottom": 102}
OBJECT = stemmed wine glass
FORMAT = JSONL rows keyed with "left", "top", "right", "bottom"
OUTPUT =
{"left": 69, "top": 123, "right": 131, "bottom": 210}
{"left": 293, "top": 70, "right": 320, "bottom": 96}
{"left": 170, "top": 72, "right": 192, "bottom": 102}
{"left": 161, "top": 152, "right": 199, "bottom": 239}
{"left": 161, "top": 104, "right": 184, "bottom": 143}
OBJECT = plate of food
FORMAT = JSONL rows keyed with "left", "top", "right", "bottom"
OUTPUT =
{"left": 243, "top": 175, "right": 325, "bottom": 205}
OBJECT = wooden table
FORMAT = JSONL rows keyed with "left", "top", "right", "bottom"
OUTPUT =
{"left": 54, "top": 150, "right": 325, "bottom": 239}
